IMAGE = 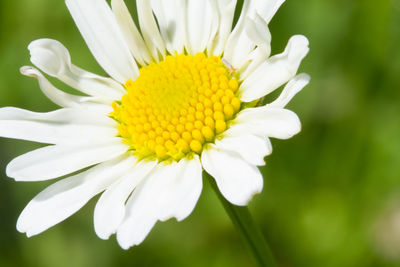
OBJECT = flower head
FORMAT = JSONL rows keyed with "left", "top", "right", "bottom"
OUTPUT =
{"left": 0, "top": 0, "right": 309, "bottom": 249}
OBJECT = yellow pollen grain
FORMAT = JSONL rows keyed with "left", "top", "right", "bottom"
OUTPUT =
{"left": 228, "top": 78, "right": 239, "bottom": 91}
{"left": 223, "top": 104, "right": 234, "bottom": 119}
{"left": 202, "top": 126, "right": 214, "bottom": 141}
{"left": 190, "top": 140, "right": 202, "bottom": 153}
{"left": 215, "top": 120, "right": 227, "bottom": 134}
{"left": 214, "top": 111, "right": 225, "bottom": 121}
{"left": 111, "top": 53, "right": 242, "bottom": 161}
{"left": 204, "top": 117, "right": 215, "bottom": 129}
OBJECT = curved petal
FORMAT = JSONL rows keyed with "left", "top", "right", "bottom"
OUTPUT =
{"left": 158, "top": 155, "right": 203, "bottom": 222}
{"left": 224, "top": 0, "right": 284, "bottom": 70}
{"left": 222, "top": 1, "right": 253, "bottom": 70}
{"left": 249, "top": 0, "right": 285, "bottom": 24}
{"left": 17, "top": 155, "right": 133, "bottom": 237}
{"left": 94, "top": 159, "right": 156, "bottom": 240}
{"left": 28, "top": 39, "right": 126, "bottom": 101}
{"left": 66, "top": 0, "right": 139, "bottom": 83}
{"left": 116, "top": 162, "right": 180, "bottom": 249}
{"left": 184, "top": 0, "right": 219, "bottom": 55}
{"left": 136, "top": 0, "right": 166, "bottom": 61}
{"left": 228, "top": 107, "right": 301, "bottom": 140}
{"left": 244, "top": 13, "right": 271, "bottom": 53}
{"left": 240, "top": 35, "right": 309, "bottom": 102}
{"left": 237, "top": 13, "right": 271, "bottom": 79}
{"left": 269, "top": 73, "right": 310, "bottom": 108}
{"left": 151, "top": 0, "right": 186, "bottom": 55}
{"left": 20, "top": 66, "right": 109, "bottom": 108}
{"left": 238, "top": 46, "right": 269, "bottom": 81}
{"left": 0, "top": 107, "right": 117, "bottom": 145}
{"left": 111, "top": 0, "right": 152, "bottom": 66}
{"left": 216, "top": 134, "right": 271, "bottom": 166}
{"left": 0, "top": 107, "right": 115, "bottom": 126}
{"left": 201, "top": 145, "right": 263, "bottom": 206}
{"left": 6, "top": 138, "right": 127, "bottom": 181}
{"left": 207, "top": 0, "right": 237, "bottom": 56}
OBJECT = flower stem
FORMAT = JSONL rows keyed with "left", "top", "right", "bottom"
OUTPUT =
{"left": 205, "top": 172, "right": 278, "bottom": 267}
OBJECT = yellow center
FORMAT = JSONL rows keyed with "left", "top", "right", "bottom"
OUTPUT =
{"left": 111, "top": 53, "right": 242, "bottom": 161}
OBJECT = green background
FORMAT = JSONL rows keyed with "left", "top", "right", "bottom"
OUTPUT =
{"left": 1, "top": 0, "right": 400, "bottom": 266}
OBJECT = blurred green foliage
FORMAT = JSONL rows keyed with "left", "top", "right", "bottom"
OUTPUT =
{"left": 0, "top": 0, "right": 400, "bottom": 266}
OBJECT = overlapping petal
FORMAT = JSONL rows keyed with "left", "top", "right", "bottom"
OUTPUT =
{"left": 66, "top": 0, "right": 138, "bottom": 83}
{"left": 207, "top": 0, "right": 237, "bottom": 56}
{"left": 94, "top": 159, "right": 156, "bottom": 240}
{"left": 224, "top": 0, "right": 285, "bottom": 69}
{"left": 17, "top": 155, "right": 133, "bottom": 237}
{"left": 184, "top": 0, "right": 219, "bottom": 55}
{"left": 240, "top": 35, "right": 309, "bottom": 102}
{"left": 20, "top": 66, "right": 107, "bottom": 108}
{"left": 151, "top": 0, "right": 186, "bottom": 55}
{"left": 28, "top": 39, "right": 126, "bottom": 102}
{"left": 111, "top": 0, "right": 152, "bottom": 66}
{"left": 158, "top": 156, "right": 203, "bottom": 222}
{"left": 0, "top": 107, "right": 117, "bottom": 144}
{"left": 136, "top": 0, "right": 166, "bottom": 61}
{"left": 116, "top": 156, "right": 203, "bottom": 249}
{"left": 116, "top": 162, "right": 179, "bottom": 249}
{"left": 7, "top": 138, "right": 127, "bottom": 181}
{"left": 202, "top": 146, "right": 263, "bottom": 206}
{"left": 228, "top": 107, "right": 301, "bottom": 140}
{"left": 216, "top": 134, "right": 272, "bottom": 166}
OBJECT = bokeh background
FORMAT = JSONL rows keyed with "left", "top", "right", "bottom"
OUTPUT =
{"left": 0, "top": 0, "right": 399, "bottom": 266}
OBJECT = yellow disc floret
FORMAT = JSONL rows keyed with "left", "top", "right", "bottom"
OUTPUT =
{"left": 111, "top": 53, "right": 242, "bottom": 161}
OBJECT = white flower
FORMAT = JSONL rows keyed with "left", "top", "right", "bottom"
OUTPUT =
{"left": 0, "top": 0, "right": 309, "bottom": 249}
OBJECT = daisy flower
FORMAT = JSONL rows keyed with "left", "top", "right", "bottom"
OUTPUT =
{"left": 0, "top": 0, "right": 309, "bottom": 249}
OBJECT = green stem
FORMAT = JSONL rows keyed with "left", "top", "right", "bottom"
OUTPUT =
{"left": 205, "top": 172, "right": 278, "bottom": 267}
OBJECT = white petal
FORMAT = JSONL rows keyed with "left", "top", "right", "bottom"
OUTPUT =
{"left": 0, "top": 107, "right": 115, "bottom": 126}
{"left": 6, "top": 138, "right": 127, "bottom": 181}
{"left": 216, "top": 134, "right": 271, "bottom": 166}
{"left": 244, "top": 13, "right": 271, "bottom": 52}
{"left": 94, "top": 159, "right": 156, "bottom": 240}
{"left": 224, "top": 0, "right": 284, "bottom": 70}
{"left": 238, "top": 47, "right": 269, "bottom": 81}
{"left": 111, "top": 0, "right": 152, "bottom": 66}
{"left": 0, "top": 107, "right": 117, "bottom": 145}
{"left": 207, "top": 0, "right": 237, "bottom": 56}
{"left": 158, "top": 155, "right": 203, "bottom": 222}
{"left": 66, "top": 0, "right": 138, "bottom": 83}
{"left": 116, "top": 162, "right": 179, "bottom": 249}
{"left": 20, "top": 66, "right": 106, "bottom": 108}
{"left": 184, "top": 0, "right": 219, "bottom": 55}
{"left": 249, "top": 0, "right": 285, "bottom": 24}
{"left": 229, "top": 107, "right": 301, "bottom": 140}
{"left": 222, "top": 2, "right": 254, "bottom": 70}
{"left": 237, "top": 13, "right": 272, "bottom": 79}
{"left": 151, "top": 0, "right": 186, "bottom": 55}
{"left": 28, "top": 39, "right": 126, "bottom": 101}
{"left": 17, "top": 155, "right": 133, "bottom": 237}
{"left": 136, "top": 0, "right": 166, "bottom": 61}
{"left": 116, "top": 157, "right": 202, "bottom": 249}
{"left": 240, "top": 35, "right": 310, "bottom": 102}
{"left": 269, "top": 73, "right": 310, "bottom": 108}
{"left": 201, "top": 146, "right": 263, "bottom": 206}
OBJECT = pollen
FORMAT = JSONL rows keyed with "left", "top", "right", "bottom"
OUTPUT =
{"left": 111, "top": 53, "right": 242, "bottom": 161}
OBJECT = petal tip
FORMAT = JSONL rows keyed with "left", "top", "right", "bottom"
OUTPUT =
{"left": 5, "top": 162, "right": 17, "bottom": 180}
{"left": 290, "top": 35, "right": 309, "bottom": 47}
{"left": 116, "top": 233, "right": 137, "bottom": 250}
{"left": 300, "top": 73, "right": 311, "bottom": 81}
{"left": 20, "top": 66, "right": 36, "bottom": 77}
{"left": 96, "top": 231, "right": 112, "bottom": 241}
